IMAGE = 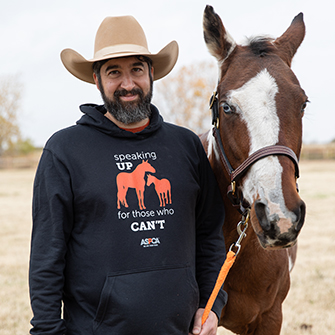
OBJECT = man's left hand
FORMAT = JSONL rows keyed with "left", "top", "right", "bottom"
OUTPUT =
{"left": 189, "top": 308, "right": 218, "bottom": 335}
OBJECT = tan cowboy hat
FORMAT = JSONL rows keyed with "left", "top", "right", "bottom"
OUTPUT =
{"left": 61, "top": 15, "right": 179, "bottom": 83}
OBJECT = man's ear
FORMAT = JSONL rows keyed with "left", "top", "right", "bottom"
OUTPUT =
{"left": 151, "top": 66, "right": 154, "bottom": 79}
{"left": 93, "top": 73, "right": 100, "bottom": 91}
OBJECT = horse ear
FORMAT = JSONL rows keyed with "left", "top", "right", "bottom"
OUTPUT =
{"left": 274, "top": 13, "right": 305, "bottom": 67}
{"left": 203, "top": 5, "right": 236, "bottom": 63}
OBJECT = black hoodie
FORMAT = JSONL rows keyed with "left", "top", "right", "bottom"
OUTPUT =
{"left": 29, "top": 104, "right": 227, "bottom": 335}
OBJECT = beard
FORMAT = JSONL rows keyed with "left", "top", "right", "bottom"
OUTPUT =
{"left": 100, "top": 84, "right": 153, "bottom": 125}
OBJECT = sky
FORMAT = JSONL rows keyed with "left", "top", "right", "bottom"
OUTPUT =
{"left": 0, "top": 0, "right": 334, "bottom": 147}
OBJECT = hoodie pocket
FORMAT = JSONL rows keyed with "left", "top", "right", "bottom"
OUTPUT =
{"left": 93, "top": 265, "right": 199, "bottom": 335}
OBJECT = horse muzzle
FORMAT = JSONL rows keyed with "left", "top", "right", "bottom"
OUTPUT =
{"left": 252, "top": 198, "right": 306, "bottom": 249}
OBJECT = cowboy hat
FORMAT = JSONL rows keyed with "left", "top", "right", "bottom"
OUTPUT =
{"left": 61, "top": 15, "right": 179, "bottom": 83}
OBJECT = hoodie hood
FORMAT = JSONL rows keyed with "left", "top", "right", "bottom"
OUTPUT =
{"left": 77, "top": 103, "right": 163, "bottom": 139}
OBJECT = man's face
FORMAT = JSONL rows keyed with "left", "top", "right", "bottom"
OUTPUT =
{"left": 94, "top": 56, "right": 154, "bottom": 125}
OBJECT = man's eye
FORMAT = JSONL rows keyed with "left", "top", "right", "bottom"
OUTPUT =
{"left": 108, "top": 70, "right": 119, "bottom": 76}
{"left": 133, "top": 67, "right": 143, "bottom": 73}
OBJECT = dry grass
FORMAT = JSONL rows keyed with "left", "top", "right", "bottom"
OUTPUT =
{"left": 0, "top": 160, "right": 334, "bottom": 334}
{"left": 0, "top": 169, "right": 34, "bottom": 335}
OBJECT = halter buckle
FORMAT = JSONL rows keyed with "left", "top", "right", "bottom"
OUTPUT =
{"left": 209, "top": 91, "right": 220, "bottom": 129}
{"left": 231, "top": 181, "right": 236, "bottom": 195}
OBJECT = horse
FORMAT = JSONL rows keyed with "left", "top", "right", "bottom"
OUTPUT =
{"left": 116, "top": 160, "right": 156, "bottom": 210}
{"left": 200, "top": 6, "right": 307, "bottom": 334}
{"left": 147, "top": 174, "right": 172, "bottom": 207}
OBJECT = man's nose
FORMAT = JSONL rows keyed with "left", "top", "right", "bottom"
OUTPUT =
{"left": 120, "top": 73, "right": 135, "bottom": 91}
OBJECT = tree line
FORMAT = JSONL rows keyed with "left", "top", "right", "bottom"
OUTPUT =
{"left": 0, "top": 75, "right": 34, "bottom": 156}
{"left": 4, "top": 61, "right": 331, "bottom": 158}
{"left": 0, "top": 61, "right": 218, "bottom": 157}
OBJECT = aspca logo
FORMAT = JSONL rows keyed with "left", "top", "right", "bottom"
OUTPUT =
{"left": 140, "top": 237, "right": 160, "bottom": 248}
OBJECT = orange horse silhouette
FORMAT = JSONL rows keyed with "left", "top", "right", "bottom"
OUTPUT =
{"left": 116, "top": 160, "right": 156, "bottom": 210}
{"left": 147, "top": 174, "right": 172, "bottom": 207}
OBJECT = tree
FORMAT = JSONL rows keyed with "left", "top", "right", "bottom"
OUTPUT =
{"left": 153, "top": 61, "right": 217, "bottom": 134}
{"left": 0, "top": 75, "right": 23, "bottom": 155}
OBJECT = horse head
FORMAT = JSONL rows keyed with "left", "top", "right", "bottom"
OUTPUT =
{"left": 203, "top": 5, "right": 307, "bottom": 249}
{"left": 139, "top": 160, "right": 156, "bottom": 174}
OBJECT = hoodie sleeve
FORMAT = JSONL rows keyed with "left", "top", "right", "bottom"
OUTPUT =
{"left": 29, "top": 148, "right": 73, "bottom": 334}
{"left": 195, "top": 143, "right": 228, "bottom": 319}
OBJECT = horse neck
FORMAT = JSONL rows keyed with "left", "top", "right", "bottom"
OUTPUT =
{"left": 135, "top": 163, "right": 149, "bottom": 175}
{"left": 147, "top": 175, "right": 155, "bottom": 185}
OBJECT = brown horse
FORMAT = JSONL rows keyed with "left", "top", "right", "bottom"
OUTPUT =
{"left": 200, "top": 6, "right": 307, "bottom": 335}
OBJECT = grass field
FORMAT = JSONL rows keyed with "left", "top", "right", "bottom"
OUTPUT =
{"left": 0, "top": 160, "right": 334, "bottom": 334}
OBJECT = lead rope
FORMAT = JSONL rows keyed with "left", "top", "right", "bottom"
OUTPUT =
{"left": 201, "top": 211, "right": 249, "bottom": 326}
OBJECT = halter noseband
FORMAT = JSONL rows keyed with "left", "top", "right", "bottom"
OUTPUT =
{"left": 209, "top": 91, "right": 300, "bottom": 214}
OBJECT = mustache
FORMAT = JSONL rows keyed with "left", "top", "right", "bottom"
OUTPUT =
{"left": 114, "top": 88, "right": 144, "bottom": 98}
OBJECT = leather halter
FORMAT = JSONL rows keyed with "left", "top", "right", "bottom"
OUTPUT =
{"left": 209, "top": 92, "right": 300, "bottom": 214}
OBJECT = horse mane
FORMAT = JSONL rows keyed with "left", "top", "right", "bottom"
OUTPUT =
{"left": 245, "top": 36, "right": 276, "bottom": 57}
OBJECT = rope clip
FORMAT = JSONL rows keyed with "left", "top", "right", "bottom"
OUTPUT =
{"left": 229, "top": 210, "right": 250, "bottom": 256}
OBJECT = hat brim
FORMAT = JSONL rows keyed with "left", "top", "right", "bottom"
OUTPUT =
{"left": 61, "top": 41, "right": 178, "bottom": 83}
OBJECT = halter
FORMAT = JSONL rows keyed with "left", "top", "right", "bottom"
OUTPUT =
{"left": 209, "top": 91, "right": 300, "bottom": 215}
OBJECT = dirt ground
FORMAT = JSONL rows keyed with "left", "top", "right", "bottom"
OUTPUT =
{"left": 0, "top": 160, "right": 334, "bottom": 334}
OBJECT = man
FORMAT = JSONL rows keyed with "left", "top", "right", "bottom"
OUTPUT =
{"left": 29, "top": 15, "right": 227, "bottom": 335}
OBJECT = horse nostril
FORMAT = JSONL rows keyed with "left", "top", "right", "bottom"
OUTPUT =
{"left": 255, "top": 200, "right": 271, "bottom": 231}
{"left": 293, "top": 201, "right": 306, "bottom": 232}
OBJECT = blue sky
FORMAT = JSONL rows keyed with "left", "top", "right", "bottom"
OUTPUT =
{"left": 1, "top": 0, "right": 334, "bottom": 146}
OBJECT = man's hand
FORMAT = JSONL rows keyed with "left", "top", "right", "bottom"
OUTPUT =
{"left": 189, "top": 308, "right": 218, "bottom": 335}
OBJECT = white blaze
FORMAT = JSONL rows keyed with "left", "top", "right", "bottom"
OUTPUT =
{"left": 229, "top": 69, "right": 279, "bottom": 153}
{"left": 227, "top": 69, "right": 296, "bottom": 223}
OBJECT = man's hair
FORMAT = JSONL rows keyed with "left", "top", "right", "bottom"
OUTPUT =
{"left": 92, "top": 55, "right": 153, "bottom": 83}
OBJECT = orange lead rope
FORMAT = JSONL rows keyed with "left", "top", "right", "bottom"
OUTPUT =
{"left": 201, "top": 250, "right": 236, "bottom": 325}
{"left": 201, "top": 211, "right": 249, "bottom": 326}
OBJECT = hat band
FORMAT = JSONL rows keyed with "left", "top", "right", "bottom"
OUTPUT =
{"left": 93, "top": 44, "right": 151, "bottom": 60}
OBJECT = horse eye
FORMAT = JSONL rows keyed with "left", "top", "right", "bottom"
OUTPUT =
{"left": 221, "top": 102, "right": 235, "bottom": 114}
{"left": 301, "top": 100, "right": 310, "bottom": 114}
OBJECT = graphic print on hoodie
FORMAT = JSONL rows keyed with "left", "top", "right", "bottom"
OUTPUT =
{"left": 114, "top": 150, "right": 175, "bottom": 249}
